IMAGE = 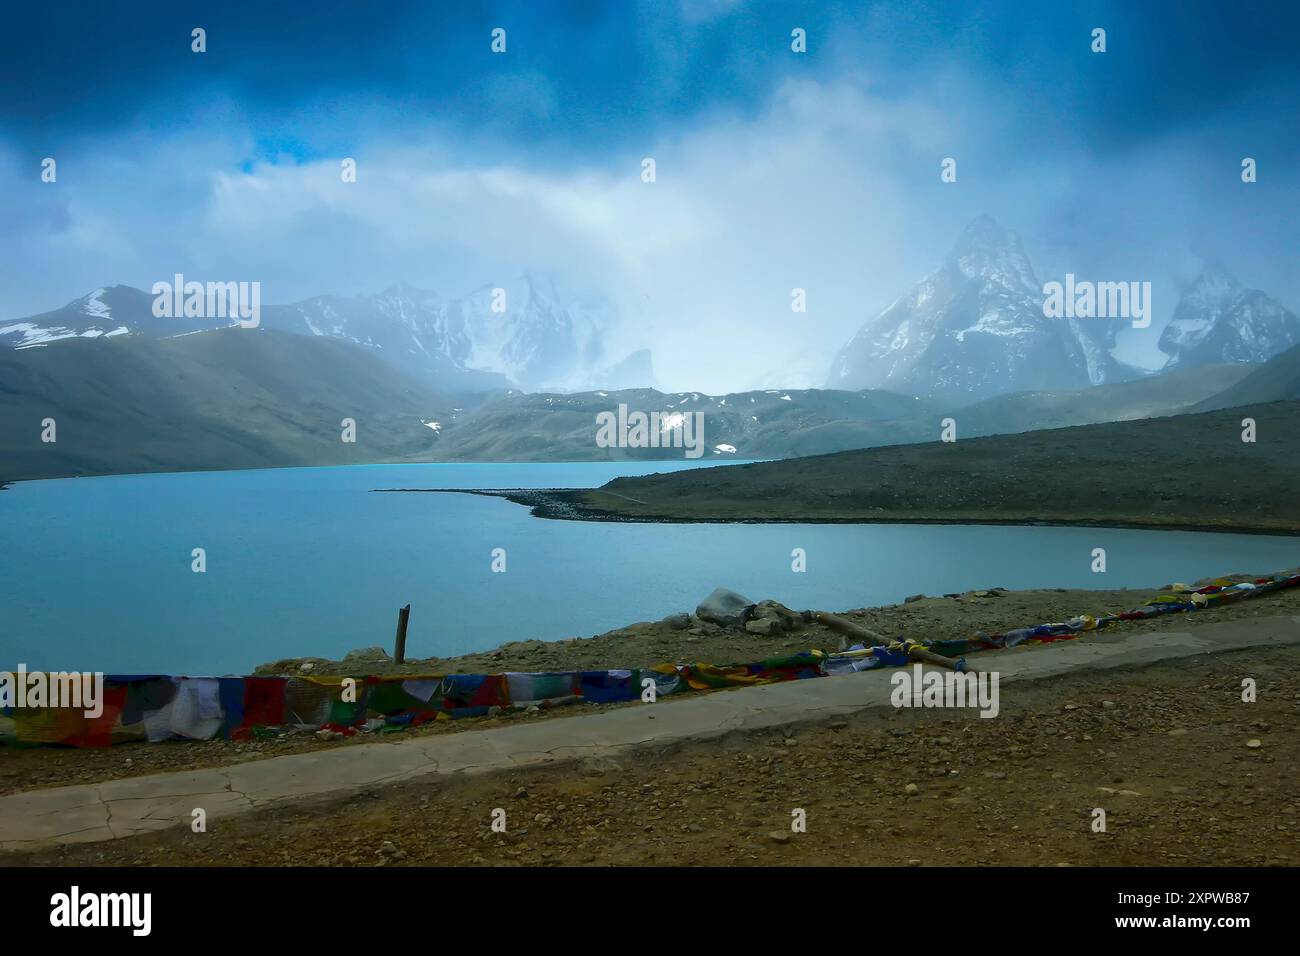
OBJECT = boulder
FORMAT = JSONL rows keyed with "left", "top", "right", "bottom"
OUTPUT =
{"left": 695, "top": 587, "right": 755, "bottom": 627}
{"left": 750, "top": 600, "right": 803, "bottom": 632}
{"left": 745, "top": 618, "right": 782, "bottom": 636}
{"left": 662, "top": 612, "right": 692, "bottom": 630}
{"left": 904, "top": 593, "right": 925, "bottom": 604}
{"left": 343, "top": 646, "right": 391, "bottom": 662}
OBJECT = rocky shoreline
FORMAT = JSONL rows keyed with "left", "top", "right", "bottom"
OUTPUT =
{"left": 371, "top": 487, "right": 601, "bottom": 521}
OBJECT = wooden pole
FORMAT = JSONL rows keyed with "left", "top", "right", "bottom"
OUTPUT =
{"left": 813, "top": 610, "right": 974, "bottom": 671}
{"left": 906, "top": 645, "right": 976, "bottom": 673}
{"left": 394, "top": 604, "right": 411, "bottom": 664}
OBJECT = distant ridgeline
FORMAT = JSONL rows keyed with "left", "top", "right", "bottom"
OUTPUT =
{"left": 2, "top": 236, "right": 1298, "bottom": 478}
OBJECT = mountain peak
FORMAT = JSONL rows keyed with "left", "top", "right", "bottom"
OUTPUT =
{"left": 955, "top": 213, "right": 1002, "bottom": 239}
{"left": 1185, "top": 262, "right": 1242, "bottom": 301}
{"left": 827, "top": 217, "right": 1129, "bottom": 402}
{"left": 945, "top": 215, "right": 1038, "bottom": 289}
{"left": 951, "top": 215, "right": 1013, "bottom": 251}
{"left": 1160, "top": 261, "right": 1299, "bottom": 368}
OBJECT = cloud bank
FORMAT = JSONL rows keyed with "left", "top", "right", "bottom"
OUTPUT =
{"left": 1, "top": 1, "right": 1297, "bottom": 392}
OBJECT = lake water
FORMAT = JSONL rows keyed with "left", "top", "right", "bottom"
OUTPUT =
{"left": 1, "top": 461, "right": 1295, "bottom": 675}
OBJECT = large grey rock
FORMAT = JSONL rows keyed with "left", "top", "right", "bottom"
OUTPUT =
{"left": 343, "top": 646, "right": 391, "bottom": 662}
{"left": 695, "top": 588, "right": 755, "bottom": 627}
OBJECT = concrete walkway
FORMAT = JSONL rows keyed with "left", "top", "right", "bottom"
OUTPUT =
{"left": 3, "top": 614, "right": 1298, "bottom": 851}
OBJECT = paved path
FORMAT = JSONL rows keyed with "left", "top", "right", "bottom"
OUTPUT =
{"left": 3, "top": 614, "right": 1298, "bottom": 851}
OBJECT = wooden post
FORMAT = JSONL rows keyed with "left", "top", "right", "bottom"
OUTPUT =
{"left": 394, "top": 604, "right": 411, "bottom": 664}
{"left": 814, "top": 610, "right": 974, "bottom": 671}
{"left": 905, "top": 645, "right": 976, "bottom": 673}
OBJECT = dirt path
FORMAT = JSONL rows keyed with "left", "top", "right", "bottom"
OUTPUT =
{"left": 4, "top": 580, "right": 1298, "bottom": 797}
{"left": 4, "top": 644, "right": 1295, "bottom": 867}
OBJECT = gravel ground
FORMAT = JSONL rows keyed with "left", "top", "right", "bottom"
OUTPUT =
{"left": 3, "top": 644, "right": 1296, "bottom": 867}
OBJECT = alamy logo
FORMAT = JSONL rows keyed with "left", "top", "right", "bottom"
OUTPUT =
{"left": 151, "top": 274, "right": 260, "bottom": 327}
{"left": 890, "top": 664, "right": 1000, "bottom": 718}
{"left": 0, "top": 666, "right": 103, "bottom": 718}
{"left": 50, "top": 886, "right": 151, "bottom": 936}
{"left": 1043, "top": 274, "right": 1151, "bottom": 328}
{"left": 595, "top": 404, "right": 705, "bottom": 459}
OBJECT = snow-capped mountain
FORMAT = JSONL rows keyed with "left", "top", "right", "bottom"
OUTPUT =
{"left": 1158, "top": 264, "right": 1300, "bottom": 368}
{"left": 827, "top": 216, "right": 1137, "bottom": 403}
{"left": 257, "top": 276, "right": 648, "bottom": 392}
{"left": 0, "top": 285, "right": 233, "bottom": 349}
{"left": 3, "top": 278, "right": 653, "bottom": 393}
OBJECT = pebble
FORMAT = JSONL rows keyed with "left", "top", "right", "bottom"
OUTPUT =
{"left": 768, "top": 831, "right": 791, "bottom": 844}
{"left": 1246, "top": 739, "right": 1263, "bottom": 749}
{"left": 904, "top": 783, "right": 920, "bottom": 796}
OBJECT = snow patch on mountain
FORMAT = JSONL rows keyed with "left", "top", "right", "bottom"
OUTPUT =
{"left": 81, "top": 289, "right": 113, "bottom": 319}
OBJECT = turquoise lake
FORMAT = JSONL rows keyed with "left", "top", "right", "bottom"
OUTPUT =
{"left": 1, "top": 461, "right": 1295, "bottom": 675}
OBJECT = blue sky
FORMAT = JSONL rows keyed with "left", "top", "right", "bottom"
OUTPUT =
{"left": 2, "top": 0, "right": 1297, "bottom": 388}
